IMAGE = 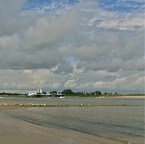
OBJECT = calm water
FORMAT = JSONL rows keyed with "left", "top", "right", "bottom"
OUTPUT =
{"left": 0, "top": 97, "right": 144, "bottom": 143}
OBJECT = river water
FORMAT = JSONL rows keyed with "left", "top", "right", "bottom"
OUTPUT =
{"left": 0, "top": 97, "right": 144, "bottom": 144}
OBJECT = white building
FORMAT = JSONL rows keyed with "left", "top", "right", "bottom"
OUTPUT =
{"left": 38, "top": 89, "right": 42, "bottom": 94}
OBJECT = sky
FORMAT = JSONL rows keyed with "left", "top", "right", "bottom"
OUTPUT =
{"left": 0, "top": 0, "right": 144, "bottom": 94}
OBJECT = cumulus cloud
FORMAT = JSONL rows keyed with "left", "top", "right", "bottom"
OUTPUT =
{"left": 0, "top": 0, "right": 144, "bottom": 93}
{"left": 24, "top": 8, "right": 80, "bottom": 48}
{"left": 64, "top": 79, "right": 77, "bottom": 88}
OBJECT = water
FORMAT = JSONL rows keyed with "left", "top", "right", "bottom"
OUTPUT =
{"left": 0, "top": 96, "right": 144, "bottom": 105}
{"left": 0, "top": 97, "right": 144, "bottom": 143}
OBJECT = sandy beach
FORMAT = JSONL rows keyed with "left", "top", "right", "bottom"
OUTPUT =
{"left": 112, "top": 95, "right": 145, "bottom": 99}
{"left": 0, "top": 114, "right": 98, "bottom": 144}
{"left": 0, "top": 109, "right": 129, "bottom": 144}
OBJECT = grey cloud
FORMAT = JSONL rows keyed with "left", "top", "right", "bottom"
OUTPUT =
{"left": 0, "top": 0, "right": 144, "bottom": 73}
{"left": 74, "top": 30, "right": 144, "bottom": 72}
{"left": 0, "top": 0, "right": 144, "bottom": 93}
{"left": 54, "top": 59, "right": 74, "bottom": 74}
{"left": 0, "top": 0, "right": 27, "bottom": 36}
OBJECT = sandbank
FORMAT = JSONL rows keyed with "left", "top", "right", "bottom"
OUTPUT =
{"left": 112, "top": 95, "right": 145, "bottom": 99}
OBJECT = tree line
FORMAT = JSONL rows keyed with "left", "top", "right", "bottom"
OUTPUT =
{"left": 50, "top": 89, "right": 102, "bottom": 97}
{"left": 0, "top": 89, "right": 120, "bottom": 97}
{"left": 50, "top": 89, "right": 120, "bottom": 97}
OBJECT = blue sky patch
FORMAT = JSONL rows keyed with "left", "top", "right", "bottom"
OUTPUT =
{"left": 24, "top": 0, "right": 145, "bottom": 14}
{"left": 24, "top": 0, "right": 79, "bottom": 12}
{"left": 99, "top": 0, "right": 145, "bottom": 13}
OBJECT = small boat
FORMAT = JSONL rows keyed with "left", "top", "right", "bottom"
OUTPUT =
{"left": 53, "top": 93, "right": 64, "bottom": 98}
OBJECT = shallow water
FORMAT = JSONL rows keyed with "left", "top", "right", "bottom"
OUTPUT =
{"left": 0, "top": 96, "right": 144, "bottom": 105}
{"left": 0, "top": 97, "right": 145, "bottom": 144}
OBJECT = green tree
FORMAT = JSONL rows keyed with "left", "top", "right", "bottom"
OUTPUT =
{"left": 62, "top": 89, "right": 74, "bottom": 95}
{"left": 95, "top": 91, "right": 102, "bottom": 95}
{"left": 50, "top": 91, "right": 57, "bottom": 94}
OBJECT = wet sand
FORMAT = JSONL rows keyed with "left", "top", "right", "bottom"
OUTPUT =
{"left": 0, "top": 111, "right": 130, "bottom": 144}
{"left": 0, "top": 105, "right": 136, "bottom": 144}
{"left": 0, "top": 115, "right": 97, "bottom": 144}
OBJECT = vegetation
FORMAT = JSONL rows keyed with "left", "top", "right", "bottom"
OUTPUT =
{"left": 0, "top": 92, "right": 23, "bottom": 97}
{"left": 49, "top": 89, "right": 103, "bottom": 97}
{"left": 0, "top": 89, "right": 144, "bottom": 97}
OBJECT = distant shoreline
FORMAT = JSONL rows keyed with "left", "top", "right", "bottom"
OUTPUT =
{"left": 0, "top": 95, "right": 145, "bottom": 98}
{"left": 109, "top": 95, "right": 145, "bottom": 98}
{"left": 95, "top": 95, "right": 145, "bottom": 99}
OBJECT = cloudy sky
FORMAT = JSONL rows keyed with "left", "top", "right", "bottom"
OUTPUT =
{"left": 0, "top": 0, "right": 144, "bottom": 94}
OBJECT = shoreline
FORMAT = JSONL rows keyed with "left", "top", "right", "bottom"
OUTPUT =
{"left": 0, "top": 95, "right": 145, "bottom": 98}
{"left": 0, "top": 112, "right": 135, "bottom": 144}
{"left": 112, "top": 96, "right": 145, "bottom": 99}
{"left": 0, "top": 97, "right": 143, "bottom": 144}
{"left": 100, "top": 95, "right": 145, "bottom": 99}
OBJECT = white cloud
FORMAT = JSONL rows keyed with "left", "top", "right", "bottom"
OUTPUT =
{"left": 134, "top": 77, "right": 145, "bottom": 87}
{"left": 87, "top": 10, "right": 144, "bottom": 31}
{"left": 0, "top": 0, "right": 144, "bottom": 93}
{"left": 94, "top": 78, "right": 126, "bottom": 89}
{"left": 64, "top": 79, "right": 77, "bottom": 88}
{"left": 77, "top": 77, "right": 127, "bottom": 90}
